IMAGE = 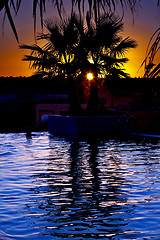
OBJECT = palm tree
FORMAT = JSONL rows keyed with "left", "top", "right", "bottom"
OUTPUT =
{"left": 73, "top": 13, "right": 137, "bottom": 113}
{"left": 20, "top": 15, "right": 83, "bottom": 115}
{"left": 20, "top": 13, "right": 136, "bottom": 115}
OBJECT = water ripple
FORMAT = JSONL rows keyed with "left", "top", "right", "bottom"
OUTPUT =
{"left": 0, "top": 133, "right": 160, "bottom": 239}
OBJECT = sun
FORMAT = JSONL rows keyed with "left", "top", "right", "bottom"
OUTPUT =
{"left": 87, "top": 72, "right": 94, "bottom": 80}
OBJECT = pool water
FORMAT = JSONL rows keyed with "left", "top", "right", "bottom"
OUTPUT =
{"left": 0, "top": 132, "right": 160, "bottom": 239}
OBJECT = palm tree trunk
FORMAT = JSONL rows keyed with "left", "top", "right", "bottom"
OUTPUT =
{"left": 87, "top": 79, "right": 99, "bottom": 115}
{"left": 66, "top": 76, "right": 83, "bottom": 115}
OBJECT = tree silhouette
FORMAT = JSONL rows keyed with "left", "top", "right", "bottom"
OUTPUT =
{"left": 20, "top": 13, "right": 136, "bottom": 114}
{"left": 74, "top": 13, "right": 137, "bottom": 78}
{"left": 20, "top": 15, "right": 83, "bottom": 115}
{"left": 73, "top": 13, "right": 137, "bottom": 113}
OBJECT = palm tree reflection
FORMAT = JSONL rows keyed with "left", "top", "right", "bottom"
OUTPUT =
{"left": 69, "top": 138, "right": 101, "bottom": 209}
{"left": 28, "top": 136, "right": 133, "bottom": 238}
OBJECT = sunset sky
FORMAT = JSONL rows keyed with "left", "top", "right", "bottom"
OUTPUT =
{"left": 0, "top": 0, "right": 159, "bottom": 78}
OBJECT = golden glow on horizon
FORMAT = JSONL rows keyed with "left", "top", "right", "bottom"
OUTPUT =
{"left": 0, "top": 1, "right": 159, "bottom": 78}
{"left": 0, "top": 32, "right": 155, "bottom": 78}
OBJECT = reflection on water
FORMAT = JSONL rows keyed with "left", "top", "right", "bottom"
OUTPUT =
{"left": 0, "top": 133, "right": 160, "bottom": 239}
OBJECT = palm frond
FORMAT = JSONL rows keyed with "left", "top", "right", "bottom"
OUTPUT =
{"left": 101, "top": 55, "right": 128, "bottom": 66}
{"left": 1, "top": 0, "right": 159, "bottom": 42}
{"left": 20, "top": 44, "right": 45, "bottom": 54}
{"left": 5, "top": 2, "right": 19, "bottom": 42}
{"left": 1, "top": 0, "right": 21, "bottom": 42}
{"left": 139, "top": 28, "right": 160, "bottom": 77}
{"left": 16, "top": 0, "right": 21, "bottom": 13}
{"left": 113, "top": 37, "right": 137, "bottom": 57}
{"left": 109, "top": 67, "right": 130, "bottom": 78}
{"left": 148, "top": 63, "right": 160, "bottom": 78}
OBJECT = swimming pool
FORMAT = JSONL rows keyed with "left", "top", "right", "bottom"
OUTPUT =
{"left": 0, "top": 132, "right": 160, "bottom": 239}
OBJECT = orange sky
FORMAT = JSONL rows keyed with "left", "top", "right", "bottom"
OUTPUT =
{"left": 0, "top": 0, "right": 160, "bottom": 78}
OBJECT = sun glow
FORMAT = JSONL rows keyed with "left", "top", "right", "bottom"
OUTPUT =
{"left": 87, "top": 72, "right": 94, "bottom": 80}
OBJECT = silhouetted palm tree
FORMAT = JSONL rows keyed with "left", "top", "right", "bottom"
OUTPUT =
{"left": 20, "top": 13, "right": 136, "bottom": 114}
{"left": 73, "top": 13, "right": 137, "bottom": 113}
{"left": 20, "top": 15, "right": 83, "bottom": 114}
{"left": 75, "top": 13, "right": 137, "bottom": 77}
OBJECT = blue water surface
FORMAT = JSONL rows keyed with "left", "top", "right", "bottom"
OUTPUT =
{"left": 0, "top": 132, "right": 160, "bottom": 239}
